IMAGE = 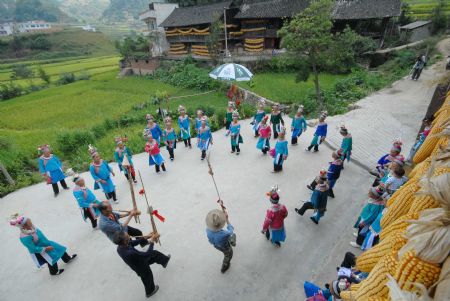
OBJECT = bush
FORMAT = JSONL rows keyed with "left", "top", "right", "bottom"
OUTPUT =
{"left": 37, "top": 66, "right": 51, "bottom": 84}
{"left": 56, "top": 130, "right": 95, "bottom": 156}
{"left": 0, "top": 82, "right": 24, "bottom": 100}
{"left": 28, "top": 36, "right": 52, "bottom": 50}
{"left": 57, "top": 73, "right": 76, "bottom": 85}
{"left": 10, "top": 64, "right": 34, "bottom": 80}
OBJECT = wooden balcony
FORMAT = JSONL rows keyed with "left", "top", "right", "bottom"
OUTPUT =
{"left": 166, "top": 35, "right": 207, "bottom": 43}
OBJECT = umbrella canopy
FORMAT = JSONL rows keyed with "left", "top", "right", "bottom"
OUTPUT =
{"left": 209, "top": 63, "right": 253, "bottom": 81}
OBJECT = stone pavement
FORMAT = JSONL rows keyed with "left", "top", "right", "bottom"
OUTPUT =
{"left": 325, "top": 39, "right": 450, "bottom": 169}
{"left": 1, "top": 117, "right": 372, "bottom": 301}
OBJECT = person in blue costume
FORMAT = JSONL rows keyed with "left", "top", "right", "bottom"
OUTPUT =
{"left": 38, "top": 144, "right": 68, "bottom": 197}
{"left": 145, "top": 114, "right": 163, "bottom": 144}
{"left": 256, "top": 115, "right": 271, "bottom": 155}
{"left": 89, "top": 145, "right": 117, "bottom": 203}
{"left": 197, "top": 117, "right": 213, "bottom": 160}
{"left": 270, "top": 103, "right": 284, "bottom": 139}
{"left": 226, "top": 110, "right": 243, "bottom": 155}
{"left": 72, "top": 175, "right": 102, "bottom": 228}
{"left": 252, "top": 100, "right": 266, "bottom": 137}
{"left": 370, "top": 139, "right": 404, "bottom": 182}
{"left": 114, "top": 137, "right": 137, "bottom": 183}
{"left": 339, "top": 125, "right": 352, "bottom": 168}
{"left": 291, "top": 105, "right": 307, "bottom": 145}
{"left": 295, "top": 179, "right": 329, "bottom": 224}
{"left": 327, "top": 150, "right": 343, "bottom": 198}
{"left": 10, "top": 215, "right": 77, "bottom": 275}
{"left": 272, "top": 126, "right": 288, "bottom": 172}
{"left": 163, "top": 117, "right": 177, "bottom": 161}
{"left": 306, "top": 112, "right": 328, "bottom": 152}
{"left": 350, "top": 185, "right": 386, "bottom": 249}
{"left": 144, "top": 129, "right": 166, "bottom": 173}
{"left": 195, "top": 110, "right": 209, "bottom": 135}
{"left": 177, "top": 105, "right": 192, "bottom": 148}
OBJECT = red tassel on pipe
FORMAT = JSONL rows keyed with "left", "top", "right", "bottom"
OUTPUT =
{"left": 138, "top": 188, "right": 145, "bottom": 195}
{"left": 152, "top": 210, "right": 165, "bottom": 222}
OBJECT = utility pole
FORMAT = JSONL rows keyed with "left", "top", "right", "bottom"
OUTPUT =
{"left": 223, "top": 7, "right": 230, "bottom": 58}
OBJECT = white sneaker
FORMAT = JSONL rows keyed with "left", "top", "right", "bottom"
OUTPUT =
{"left": 113, "top": 200, "right": 119, "bottom": 204}
{"left": 350, "top": 242, "right": 360, "bottom": 248}
{"left": 353, "top": 232, "right": 358, "bottom": 238}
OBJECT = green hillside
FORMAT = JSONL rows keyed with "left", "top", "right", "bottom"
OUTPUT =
{"left": 404, "top": 0, "right": 450, "bottom": 19}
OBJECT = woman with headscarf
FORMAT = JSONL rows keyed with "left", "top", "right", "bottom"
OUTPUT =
{"left": 38, "top": 144, "right": 68, "bottom": 197}
{"left": 113, "top": 137, "right": 137, "bottom": 183}
{"left": 177, "top": 105, "right": 192, "bottom": 148}
{"left": 256, "top": 115, "right": 271, "bottom": 155}
{"left": 89, "top": 145, "right": 117, "bottom": 203}
{"left": 261, "top": 186, "right": 288, "bottom": 248}
{"left": 10, "top": 215, "right": 77, "bottom": 275}
{"left": 305, "top": 112, "right": 328, "bottom": 152}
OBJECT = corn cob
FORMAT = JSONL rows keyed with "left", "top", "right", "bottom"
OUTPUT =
{"left": 340, "top": 290, "right": 355, "bottom": 301}
{"left": 413, "top": 113, "right": 447, "bottom": 163}
{"left": 432, "top": 165, "right": 450, "bottom": 177}
{"left": 356, "top": 233, "right": 405, "bottom": 273}
{"left": 407, "top": 195, "right": 440, "bottom": 215}
{"left": 381, "top": 183, "right": 418, "bottom": 228}
{"left": 379, "top": 212, "right": 419, "bottom": 241}
{"left": 408, "top": 158, "right": 431, "bottom": 180}
{"left": 431, "top": 137, "right": 449, "bottom": 157}
{"left": 350, "top": 283, "right": 362, "bottom": 292}
{"left": 394, "top": 251, "right": 441, "bottom": 292}
{"left": 368, "top": 297, "right": 389, "bottom": 301}
{"left": 355, "top": 255, "right": 394, "bottom": 300}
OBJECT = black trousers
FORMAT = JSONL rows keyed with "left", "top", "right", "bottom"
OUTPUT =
{"left": 412, "top": 68, "right": 423, "bottom": 80}
{"left": 273, "top": 124, "right": 279, "bottom": 139}
{"left": 231, "top": 145, "right": 240, "bottom": 152}
{"left": 106, "top": 191, "right": 117, "bottom": 201}
{"left": 183, "top": 138, "right": 191, "bottom": 147}
{"left": 155, "top": 163, "right": 166, "bottom": 173}
{"left": 83, "top": 208, "right": 97, "bottom": 228}
{"left": 166, "top": 146, "right": 174, "bottom": 159}
{"left": 36, "top": 252, "right": 71, "bottom": 275}
{"left": 307, "top": 144, "right": 319, "bottom": 152}
{"left": 51, "top": 179, "right": 68, "bottom": 194}
{"left": 297, "top": 202, "right": 314, "bottom": 215}
{"left": 124, "top": 172, "right": 136, "bottom": 182}
{"left": 139, "top": 250, "right": 171, "bottom": 295}
{"left": 201, "top": 150, "right": 206, "bottom": 159}
{"left": 255, "top": 129, "right": 259, "bottom": 137}
{"left": 225, "top": 121, "right": 231, "bottom": 130}
{"left": 274, "top": 156, "right": 283, "bottom": 171}
{"left": 214, "top": 242, "right": 233, "bottom": 269}
{"left": 291, "top": 137, "right": 298, "bottom": 145}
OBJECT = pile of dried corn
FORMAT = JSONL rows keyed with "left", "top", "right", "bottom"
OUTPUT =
{"left": 343, "top": 92, "right": 450, "bottom": 301}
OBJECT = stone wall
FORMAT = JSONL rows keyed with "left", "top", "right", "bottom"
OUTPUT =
{"left": 237, "top": 86, "right": 291, "bottom": 112}
{"left": 129, "top": 58, "right": 161, "bottom": 76}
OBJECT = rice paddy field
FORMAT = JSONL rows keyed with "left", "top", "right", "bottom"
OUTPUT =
{"left": 404, "top": 0, "right": 450, "bottom": 19}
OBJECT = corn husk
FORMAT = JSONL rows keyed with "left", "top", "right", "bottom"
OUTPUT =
{"left": 387, "top": 274, "right": 431, "bottom": 301}
{"left": 432, "top": 256, "right": 450, "bottom": 300}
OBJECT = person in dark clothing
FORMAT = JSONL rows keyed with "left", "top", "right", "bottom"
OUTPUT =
{"left": 295, "top": 179, "right": 329, "bottom": 224}
{"left": 411, "top": 55, "right": 426, "bottom": 80}
{"left": 326, "top": 150, "right": 343, "bottom": 198}
{"left": 114, "top": 231, "right": 171, "bottom": 298}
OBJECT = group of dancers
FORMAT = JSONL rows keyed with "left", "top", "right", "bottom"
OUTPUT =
{"left": 13, "top": 98, "right": 359, "bottom": 298}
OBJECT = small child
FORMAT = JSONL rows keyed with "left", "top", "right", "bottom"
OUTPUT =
{"left": 163, "top": 117, "right": 177, "bottom": 161}
{"left": 144, "top": 130, "right": 166, "bottom": 173}
{"left": 305, "top": 112, "right": 327, "bottom": 152}
{"left": 262, "top": 186, "right": 288, "bottom": 248}
{"left": 270, "top": 103, "right": 284, "bottom": 139}
{"left": 177, "top": 105, "right": 192, "bottom": 148}
{"left": 145, "top": 114, "right": 163, "bottom": 144}
{"left": 291, "top": 105, "right": 307, "bottom": 145}
{"left": 226, "top": 111, "right": 243, "bottom": 155}
{"left": 327, "top": 150, "right": 343, "bottom": 198}
{"left": 224, "top": 101, "right": 234, "bottom": 130}
{"left": 197, "top": 117, "right": 213, "bottom": 160}
{"left": 252, "top": 100, "right": 266, "bottom": 137}
{"left": 272, "top": 126, "right": 288, "bottom": 172}
{"left": 295, "top": 179, "right": 329, "bottom": 224}
{"left": 383, "top": 163, "right": 407, "bottom": 196}
{"left": 340, "top": 125, "right": 352, "bottom": 168}
{"left": 256, "top": 115, "right": 271, "bottom": 155}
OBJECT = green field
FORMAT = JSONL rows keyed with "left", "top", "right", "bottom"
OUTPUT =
{"left": 238, "top": 72, "right": 345, "bottom": 104}
{"left": 404, "top": 0, "right": 450, "bottom": 19}
{"left": 0, "top": 55, "right": 120, "bottom": 86}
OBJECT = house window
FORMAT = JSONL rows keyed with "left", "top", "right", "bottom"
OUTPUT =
{"left": 149, "top": 20, "right": 156, "bottom": 30}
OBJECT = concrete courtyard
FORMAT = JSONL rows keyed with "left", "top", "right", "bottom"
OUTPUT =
{"left": 1, "top": 39, "right": 448, "bottom": 301}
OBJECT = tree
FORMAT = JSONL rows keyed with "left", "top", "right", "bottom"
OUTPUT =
{"left": 115, "top": 36, "right": 151, "bottom": 64}
{"left": 10, "top": 65, "right": 34, "bottom": 80}
{"left": 37, "top": 66, "right": 51, "bottom": 84}
{"left": 431, "top": 0, "right": 448, "bottom": 34}
{"left": 278, "top": 0, "right": 333, "bottom": 109}
{"left": 10, "top": 35, "right": 24, "bottom": 57}
{"left": 206, "top": 15, "right": 222, "bottom": 65}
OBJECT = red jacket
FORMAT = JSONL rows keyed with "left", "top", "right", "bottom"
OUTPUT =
{"left": 145, "top": 141, "right": 160, "bottom": 155}
{"left": 262, "top": 204, "right": 288, "bottom": 231}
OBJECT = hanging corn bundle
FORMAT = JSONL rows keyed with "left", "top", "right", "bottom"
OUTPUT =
{"left": 381, "top": 182, "right": 419, "bottom": 228}
{"left": 354, "top": 252, "right": 398, "bottom": 300}
{"left": 356, "top": 233, "right": 406, "bottom": 273}
{"left": 409, "top": 158, "right": 431, "bottom": 181}
{"left": 379, "top": 212, "right": 419, "bottom": 241}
